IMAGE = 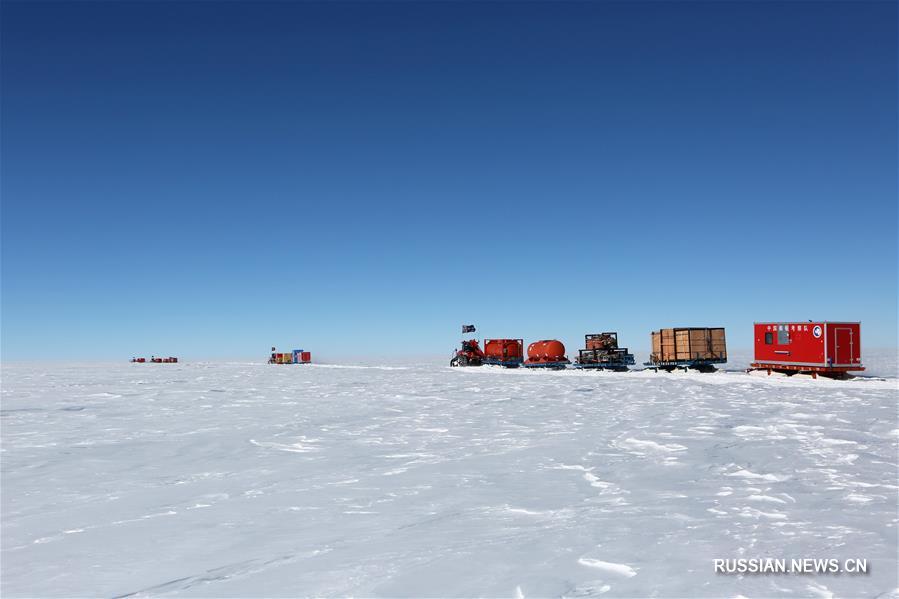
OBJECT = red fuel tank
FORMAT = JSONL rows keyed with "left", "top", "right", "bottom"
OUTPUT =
{"left": 484, "top": 339, "right": 523, "bottom": 360}
{"left": 527, "top": 340, "right": 567, "bottom": 362}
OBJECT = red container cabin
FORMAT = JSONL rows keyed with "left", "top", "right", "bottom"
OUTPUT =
{"left": 751, "top": 322, "right": 863, "bottom": 377}
{"left": 483, "top": 339, "right": 523, "bottom": 366}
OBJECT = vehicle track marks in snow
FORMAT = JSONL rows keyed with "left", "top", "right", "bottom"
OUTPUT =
{"left": 113, "top": 549, "right": 331, "bottom": 597}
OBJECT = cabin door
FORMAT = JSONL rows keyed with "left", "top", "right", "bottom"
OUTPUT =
{"left": 833, "top": 327, "right": 853, "bottom": 365}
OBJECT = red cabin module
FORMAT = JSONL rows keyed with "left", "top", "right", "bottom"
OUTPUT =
{"left": 751, "top": 322, "right": 863, "bottom": 376}
{"left": 300, "top": 352, "right": 311, "bottom": 363}
{"left": 484, "top": 339, "right": 523, "bottom": 360}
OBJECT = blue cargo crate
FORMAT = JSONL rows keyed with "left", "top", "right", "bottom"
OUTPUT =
{"left": 292, "top": 349, "right": 304, "bottom": 364}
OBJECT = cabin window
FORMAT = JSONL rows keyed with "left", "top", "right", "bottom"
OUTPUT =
{"left": 764, "top": 332, "right": 773, "bottom": 344}
{"left": 777, "top": 329, "right": 791, "bottom": 344}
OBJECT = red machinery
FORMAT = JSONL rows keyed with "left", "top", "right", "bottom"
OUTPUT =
{"left": 132, "top": 357, "right": 177, "bottom": 363}
{"left": 483, "top": 339, "right": 524, "bottom": 367}
{"left": 574, "top": 332, "right": 636, "bottom": 371}
{"left": 750, "top": 322, "right": 863, "bottom": 378}
{"left": 451, "top": 339, "right": 486, "bottom": 367}
{"left": 524, "top": 340, "right": 570, "bottom": 369}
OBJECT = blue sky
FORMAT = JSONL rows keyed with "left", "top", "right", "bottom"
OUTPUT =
{"left": 2, "top": 1, "right": 896, "bottom": 360}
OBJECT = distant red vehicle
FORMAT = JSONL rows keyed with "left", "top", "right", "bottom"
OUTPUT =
{"left": 450, "top": 339, "right": 485, "bottom": 367}
{"left": 132, "top": 357, "right": 177, "bottom": 363}
{"left": 751, "top": 322, "right": 863, "bottom": 377}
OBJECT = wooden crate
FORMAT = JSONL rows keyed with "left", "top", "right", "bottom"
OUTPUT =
{"left": 651, "top": 327, "right": 727, "bottom": 362}
{"left": 710, "top": 328, "right": 727, "bottom": 359}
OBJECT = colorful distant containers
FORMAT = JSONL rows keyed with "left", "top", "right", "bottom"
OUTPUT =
{"left": 751, "top": 322, "right": 863, "bottom": 377}
{"left": 131, "top": 356, "right": 177, "bottom": 363}
{"left": 269, "top": 347, "right": 311, "bottom": 364}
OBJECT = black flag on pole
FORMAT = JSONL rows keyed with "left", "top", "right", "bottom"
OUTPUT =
{"left": 462, "top": 325, "right": 476, "bottom": 334}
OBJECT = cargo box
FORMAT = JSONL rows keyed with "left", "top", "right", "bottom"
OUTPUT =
{"left": 650, "top": 327, "right": 727, "bottom": 364}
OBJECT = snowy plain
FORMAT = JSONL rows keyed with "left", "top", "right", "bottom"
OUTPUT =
{"left": 1, "top": 355, "right": 897, "bottom": 598}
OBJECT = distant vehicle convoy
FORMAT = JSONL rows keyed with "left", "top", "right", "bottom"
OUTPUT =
{"left": 127, "top": 322, "right": 866, "bottom": 380}
{"left": 269, "top": 347, "right": 312, "bottom": 365}
{"left": 130, "top": 356, "right": 178, "bottom": 363}
{"left": 450, "top": 334, "right": 632, "bottom": 370}
{"left": 131, "top": 350, "right": 314, "bottom": 364}
{"left": 452, "top": 322, "right": 865, "bottom": 378}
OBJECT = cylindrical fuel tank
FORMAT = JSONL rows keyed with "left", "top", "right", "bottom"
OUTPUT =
{"left": 484, "top": 339, "right": 523, "bottom": 360}
{"left": 527, "top": 340, "right": 566, "bottom": 362}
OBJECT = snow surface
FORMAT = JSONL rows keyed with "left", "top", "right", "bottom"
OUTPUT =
{"left": 2, "top": 359, "right": 897, "bottom": 598}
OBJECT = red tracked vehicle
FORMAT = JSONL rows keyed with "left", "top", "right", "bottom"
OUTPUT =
{"left": 450, "top": 339, "right": 486, "bottom": 367}
{"left": 750, "top": 322, "right": 863, "bottom": 378}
